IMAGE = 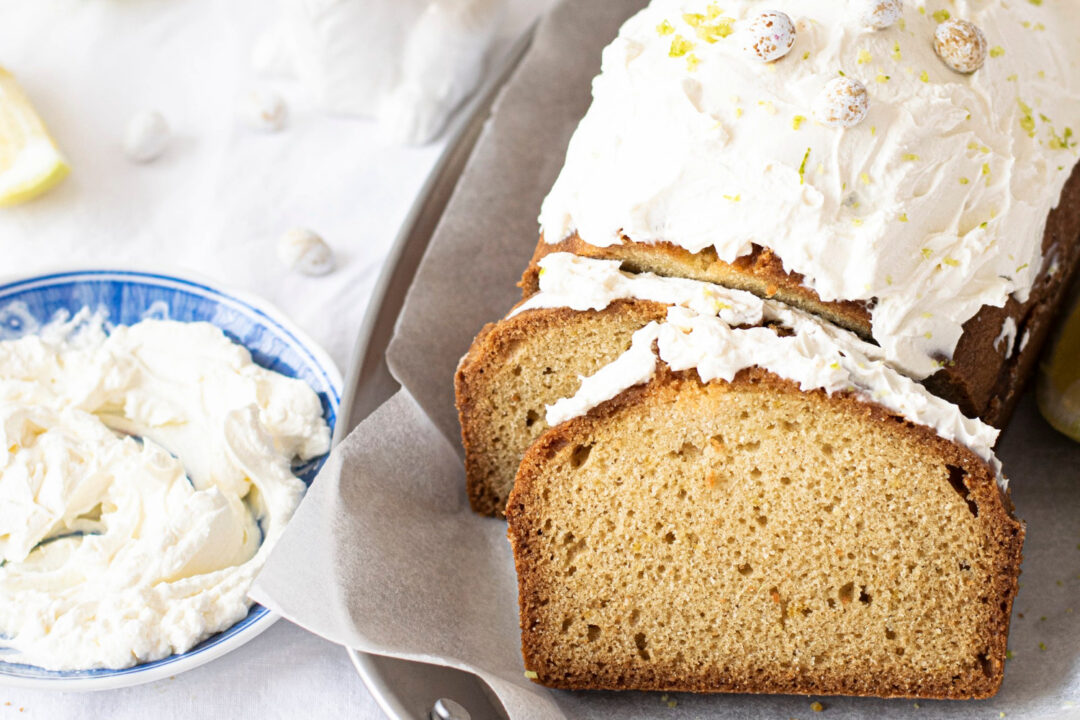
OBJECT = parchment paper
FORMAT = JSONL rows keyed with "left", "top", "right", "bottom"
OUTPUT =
{"left": 251, "top": 1, "right": 1080, "bottom": 717}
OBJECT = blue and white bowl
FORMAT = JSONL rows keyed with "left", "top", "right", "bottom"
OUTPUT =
{"left": 0, "top": 269, "right": 342, "bottom": 690}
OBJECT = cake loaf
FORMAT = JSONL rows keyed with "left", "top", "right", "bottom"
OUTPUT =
{"left": 499, "top": 256, "right": 1022, "bottom": 699}
{"left": 528, "top": 0, "right": 1080, "bottom": 426}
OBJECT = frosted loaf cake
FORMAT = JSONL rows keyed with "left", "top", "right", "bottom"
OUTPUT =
{"left": 527, "top": 0, "right": 1080, "bottom": 424}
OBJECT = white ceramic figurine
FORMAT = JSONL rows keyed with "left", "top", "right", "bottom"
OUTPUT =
{"left": 255, "top": 0, "right": 505, "bottom": 145}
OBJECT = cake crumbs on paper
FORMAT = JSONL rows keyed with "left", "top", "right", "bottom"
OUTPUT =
{"left": 811, "top": 700, "right": 825, "bottom": 712}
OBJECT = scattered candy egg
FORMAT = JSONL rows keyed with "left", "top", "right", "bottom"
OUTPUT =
{"left": 933, "top": 18, "right": 987, "bottom": 73}
{"left": 277, "top": 227, "right": 335, "bottom": 276}
{"left": 813, "top": 77, "right": 870, "bottom": 128}
{"left": 123, "top": 110, "right": 170, "bottom": 163}
{"left": 857, "top": 0, "right": 903, "bottom": 30}
{"left": 742, "top": 11, "right": 797, "bottom": 63}
{"left": 239, "top": 89, "right": 288, "bottom": 132}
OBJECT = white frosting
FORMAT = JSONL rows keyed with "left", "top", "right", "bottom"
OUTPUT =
{"left": 0, "top": 315, "right": 330, "bottom": 670}
{"left": 530, "top": 254, "right": 1002, "bottom": 482}
{"left": 994, "top": 316, "right": 1018, "bottom": 357}
{"left": 539, "top": 0, "right": 1080, "bottom": 379}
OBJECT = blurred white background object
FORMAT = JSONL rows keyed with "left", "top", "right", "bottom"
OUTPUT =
{"left": 258, "top": 0, "right": 506, "bottom": 145}
{"left": 0, "top": 0, "right": 553, "bottom": 715}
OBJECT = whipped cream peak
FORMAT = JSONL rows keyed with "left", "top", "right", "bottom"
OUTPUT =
{"left": 528, "top": 254, "right": 1002, "bottom": 484}
{"left": 539, "top": 0, "right": 1080, "bottom": 380}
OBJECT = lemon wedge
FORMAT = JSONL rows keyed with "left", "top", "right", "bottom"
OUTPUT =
{"left": 1038, "top": 298, "right": 1080, "bottom": 442}
{"left": 0, "top": 67, "right": 69, "bottom": 207}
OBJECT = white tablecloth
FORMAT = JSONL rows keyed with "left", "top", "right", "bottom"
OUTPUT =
{"left": 0, "top": 0, "right": 551, "bottom": 716}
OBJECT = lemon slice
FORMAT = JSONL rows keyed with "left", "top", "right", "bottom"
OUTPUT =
{"left": 1038, "top": 298, "right": 1080, "bottom": 442}
{"left": 0, "top": 67, "right": 69, "bottom": 207}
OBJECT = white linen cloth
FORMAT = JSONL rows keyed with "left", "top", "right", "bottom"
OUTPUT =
{"left": 0, "top": 0, "right": 549, "bottom": 716}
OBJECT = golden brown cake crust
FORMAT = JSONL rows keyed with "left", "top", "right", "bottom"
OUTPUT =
{"left": 455, "top": 299, "right": 668, "bottom": 516}
{"left": 520, "top": 166, "right": 1080, "bottom": 427}
{"left": 507, "top": 367, "right": 1025, "bottom": 699}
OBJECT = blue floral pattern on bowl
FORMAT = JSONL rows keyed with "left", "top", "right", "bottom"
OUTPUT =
{"left": 0, "top": 270, "right": 341, "bottom": 687}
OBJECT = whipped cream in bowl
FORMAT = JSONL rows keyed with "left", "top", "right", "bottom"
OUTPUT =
{"left": 0, "top": 269, "right": 341, "bottom": 690}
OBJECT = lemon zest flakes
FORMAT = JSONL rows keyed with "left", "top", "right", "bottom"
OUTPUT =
{"left": 524, "top": 670, "right": 539, "bottom": 679}
{"left": 932, "top": 10, "right": 951, "bottom": 23}
{"left": 943, "top": 257, "right": 960, "bottom": 267}
{"left": 686, "top": 11, "right": 735, "bottom": 43}
{"left": 793, "top": 115, "right": 806, "bottom": 130}
{"left": 876, "top": 73, "right": 890, "bottom": 84}
{"left": 698, "top": 17, "right": 736, "bottom": 43}
{"left": 921, "top": 248, "right": 933, "bottom": 259}
{"left": 1018, "top": 99, "right": 1037, "bottom": 137}
{"left": 892, "top": 43, "right": 902, "bottom": 62}
{"left": 670, "top": 35, "right": 694, "bottom": 57}
{"left": 799, "top": 147, "right": 811, "bottom": 185}
{"left": 723, "top": 193, "right": 741, "bottom": 202}
{"left": 758, "top": 100, "right": 778, "bottom": 115}
{"left": 657, "top": 19, "right": 675, "bottom": 36}
{"left": 802, "top": 50, "right": 810, "bottom": 60}
{"left": 919, "top": 70, "right": 930, "bottom": 83}
{"left": 990, "top": 46, "right": 1006, "bottom": 58}
{"left": 857, "top": 49, "right": 872, "bottom": 65}
{"left": 959, "top": 177, "right": 970, "bottom": 185}
{"left": 903, "top": 153, "right": 920, "bottom": 161}
{"left": 860, "top": 172, "right": 872, "bottom": 185}
{"left": 687, "top": 54, "right": 701, "bottom": 72}
{"left": 1049, "top": 126, "right": 1076, "bottom": 151}
{"left": 899, "top": 214, "right": 909, "bottom": 223}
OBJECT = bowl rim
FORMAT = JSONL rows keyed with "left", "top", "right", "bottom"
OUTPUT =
{"left": 0, "top": 266, "right": 342, "bottom": 690}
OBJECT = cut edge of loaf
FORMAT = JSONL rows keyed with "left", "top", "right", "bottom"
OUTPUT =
{"left": 507, "top": 366, "right": 1024, "bottom": 699}
{"left": 455, "top": 299, "right": 667, "bottom": 517}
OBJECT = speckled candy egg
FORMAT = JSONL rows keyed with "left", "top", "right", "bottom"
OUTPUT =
{"left": 277, "top": 227, "right": 335, "bottom": 276}
{"left": 813, "top": 77, "right": 870, "bottom": 128}
{"left": 742, "top": 11, "right": 796, "bottom": 62}
{"left": 934, "top": 18, "right": 988, "bottom": 73}
{"left": 857, "top": 0, "right": 903, "bottom": 30}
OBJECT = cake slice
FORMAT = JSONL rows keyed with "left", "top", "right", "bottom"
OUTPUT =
{"left": 506, "top": 365, "right": 1023, "bottom": 699}
{"left": 456, "top": 299, "right": 666, "bottom": 516}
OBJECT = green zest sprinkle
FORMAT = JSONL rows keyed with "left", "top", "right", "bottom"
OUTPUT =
{"left": 1006, "top": 650, "right": 1015, "bottom": 659}
{"left": 802, "top": 50, "right": 810, "bottom": 60}
{"left": 932, "top": 9, "right": 951, "bottom": 22}
{"left": 1018, "top": 99, "right": 1037, "bottom": 137}
{"left": 1039, "top": 642, "right": 1047, "bottom": 651}
{"left": 669, "top": 35, "right": 693, "bottom": 57}
{"left": 892, "top": 43, "right": 902, "bottom": 62}
{"left": 876, "top": 73, "right": 890, "bottom": 83}
{"left": 959, "top": 177, "right": 970, "bottom": 185}
{"left": 1049, "top": 126, "right": 1075, "bottom": 151}
{"left": 799, "top": 147, "right": 811, "bottom": 185}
